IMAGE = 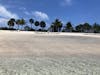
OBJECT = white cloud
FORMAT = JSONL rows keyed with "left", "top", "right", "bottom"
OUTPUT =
{"left": 61, "top": 0, "right": 72, "bottom": 6}
{"left": 24, "top": 11, "right": 30, "bottom": 15}
{"left": 0, "top": 5, "right": 19, "bottom": 26}
{"left": 0, "top": 5, "right": 19, "bottom": 19}
{"left": 0, "top": 18, "right": 9, "bottom": 27}
{"left": 0, "top": 18, "right": 8, "bottom": 23}
{"left": 32, "top": 11, "right": 49, "bottom": 20}
{"left": 19, "top": 7, "right": 26, "bottom": 11}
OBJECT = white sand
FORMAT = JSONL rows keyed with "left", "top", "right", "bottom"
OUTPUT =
{"left": 0, "top": 30, "right": 100, "bottom": 75}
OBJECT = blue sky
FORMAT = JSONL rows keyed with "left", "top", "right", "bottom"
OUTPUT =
{"left": 0, "top": 0, "right": 100, "bottom": 27}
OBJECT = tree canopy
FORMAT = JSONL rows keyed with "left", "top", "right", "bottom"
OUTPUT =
{"left": 5, "top": 18, "right": 100, "bottom": 33}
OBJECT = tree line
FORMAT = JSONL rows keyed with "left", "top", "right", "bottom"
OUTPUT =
{"left": 7, "top": 18, "right": 46, "bottom": 31}
{"left": 49, "top": 19, "right": 100, "bottom": 33}
{"left": 1, "top": 18, "right": 100, "bottom": 33}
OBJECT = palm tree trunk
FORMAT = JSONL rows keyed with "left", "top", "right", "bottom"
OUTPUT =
{"left": 18, "top": 25, "right": 19, "bottom": 30}
{"left": 31, "top": 24, "right": 32, "bottom": 29}
{"left": 9, "top": 26, "right": 10, "bottom": 29}
{"left": 42, "top": 27, "right": 43, "bottom": 31}
{"left": 21, "top": 26, "right": 23, "bottom": 30}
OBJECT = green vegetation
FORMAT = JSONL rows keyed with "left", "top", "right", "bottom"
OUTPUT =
{"left": 1, "top": 18, "right": 100, "bottom": 33}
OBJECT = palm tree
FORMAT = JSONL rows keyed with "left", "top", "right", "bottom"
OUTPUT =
{"left": 52, "top": 19, "right": 63, "bottom": 32}
{"left": 56, "top": 19, "right": 63, "bottom": 32}
{"left": 34, "top": 21, "right": 39, "bottom": 31}
{"left": 65, "top": 22, "right": 73, "bottom": 32}
{"left": 93, "top": 23, "right": 100, "bottom": 33}
{"left": 49, "top": 24, "right": 54, "bottom": 32}
{"left": 75, "top": 24, "right": 84, "bottom": 32}
{"left": 40, "top": 21, "right": 46, "bottom": 31}
{"left": 7, "top": 19, "right": 15, "bottom": 29}
{"left": 10, "top": 18, "right": 15, "bottom": 22}
{"left": 16, "top": 19, "right": 21, "bottom": 30}
{"left": 83, "top": 23, "right": 91, "bottom": 32}
{"left": 20, "top": 19, "right": 26, "bottom": 30}
{"left": 29, "top": 18, "right": 34, "bottom": 29}
{"left": 24, "top": 26, "right": 31, "bottom": 31}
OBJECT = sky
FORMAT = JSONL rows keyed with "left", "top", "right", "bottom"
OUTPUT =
{"left": 0, "top": 0, "right": 100, "bottom": 27}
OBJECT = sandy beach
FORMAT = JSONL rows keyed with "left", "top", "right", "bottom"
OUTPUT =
{"left": 0, "top": 30, "right": 100, "bottom": 75}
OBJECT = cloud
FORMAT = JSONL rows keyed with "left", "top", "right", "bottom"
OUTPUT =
{"left": 0, "top": 18, "right": 8, "bottom": 23}
{"left": 24, "top": 11, "right": 30, "bottom": 15}
{"left": 32, "top": 11, "right": 49, "bottom": 20}
{"left": 0, "top": 4, "right": 19, "bottom": 26}
{"left": 61, "top": 0, "right": 72, "bottom": 6}
{"left": 0, "top": 18, "right": 9, "bottom": 27}
{"left": 19, "top": 7, "right": 26, "bottom": 11}
{"left": 0, "top": 5, "right": 19, "bottom": 19}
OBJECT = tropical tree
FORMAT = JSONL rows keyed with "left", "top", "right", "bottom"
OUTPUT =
{"left": 51, "top": 19, "right": 63, "bottom": 32}
{"left": 93, "top": 23, "right": 100, "bottom": 33}
{"left": 24, "top": 26, "right": 31, "bottom": 31}
{"left": 40, "top": 21, "right": 46, "bottom": 31}
{"left": 20, "top": 19, "right": 26, "bottom": 30}
{"left": 75, "top": 24, "right": 84, "bottom": 32}
{"left": 57, "top": 21, "right": 63, "bottom": 32}
{"left": 83, "top": 23, "right": 91, "bottom": 32}
{"left": 34, "top": 21, "right": 39, "bottom": 30}
{"left": 65, "top": 22, "right": 73, "bottom": 32}
{"left": 16, "top": 19, "right": 21, "bottom": 30}
{"left": 7, "top": 18, "right": 15, "bottom": 29}
{"left": 29, "top": 18, "right": 34, "bottom": 29}
{"left": 49, "top": 24, "right": 54, "bottom": 32}
{"left": 10, "top": 18, "right": 15, "bottom": 22}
